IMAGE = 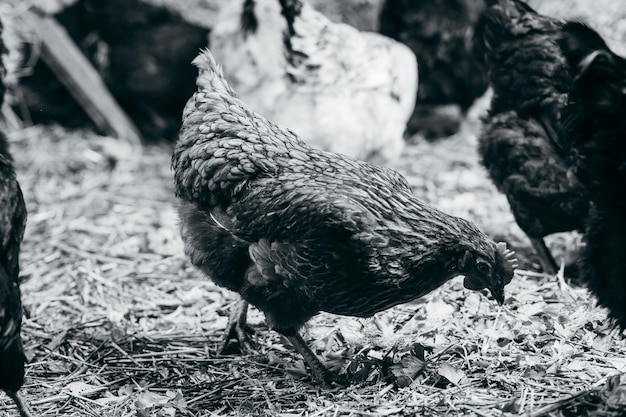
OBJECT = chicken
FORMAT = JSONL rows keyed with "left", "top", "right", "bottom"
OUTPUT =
{"left": 208, "top": 0, "right": 417, "bottom": 162}
{"left": 0, "top": 18, "right": 34, "bottom": 417}
{"left": 0, "top": 139, "right": 32, "bottom": 417}
{"left": 83, "top": 0, "right": 209, "bottom": 140}
{"left": 379, "top": 0, "right": 489, "bottom": 139}
{"left": 172, "top": 48, "right": 517, "bottom": 386}
{"left": 474, "top": 0, "right": 589, "bottom": 274}
{"left": 559, "top": 22, "right": 626, "bottom": 327}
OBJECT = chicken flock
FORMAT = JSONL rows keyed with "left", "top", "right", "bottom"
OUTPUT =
{"left": 1, "top": 0, "right": 626, "bottom": 412}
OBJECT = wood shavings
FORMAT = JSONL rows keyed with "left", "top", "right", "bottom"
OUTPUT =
{"left": 6, "top": 17, "right": 626, "bottom": 410}
{"left": 4, "top": 125, "right": 624, "bottom": 416}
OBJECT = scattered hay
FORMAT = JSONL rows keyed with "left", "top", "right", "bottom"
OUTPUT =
{"left": 1, "top": 0, "right": 625, "bottom": 415}
{"left": 2, "top": 118, "right": 625, "bottom": 417}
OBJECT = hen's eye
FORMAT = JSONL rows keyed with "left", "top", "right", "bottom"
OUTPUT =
{"left": 477, "top": 261, "right": 491, "bottom": 274}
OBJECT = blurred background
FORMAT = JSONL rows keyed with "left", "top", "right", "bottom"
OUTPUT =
{"left": 1, "top": 0, "right": 624, "bottom": 144}
{"left": 1, "top": 1, "right": 626, "bottom": 415}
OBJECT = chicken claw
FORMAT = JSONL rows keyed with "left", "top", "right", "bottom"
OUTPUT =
{"left": 219, "top": 299, "right": 255, "bottom": 354}
{"left": 6, "top": 390, "right": 35, "bottom": 417}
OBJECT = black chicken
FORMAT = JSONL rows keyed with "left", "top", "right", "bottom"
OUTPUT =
{"left": 380, "top": 0, "right": 489, "bottom": 139}
{"left": 83, "top": 0, "right": 208, "bottom": 139}
{"left": 474, "top": 0, "right": 589, "bottom": 274}
{"left": 0, "top": 18, "right": 34, "bottom": 417}
{"left": 559, "top": 22, "right": 626, "bottom": 327}
{"left": 0, "top": 140, "right": 31, "bottom": 417}
{"left": 172, "top": 48, "right": 517, "bottom": 386}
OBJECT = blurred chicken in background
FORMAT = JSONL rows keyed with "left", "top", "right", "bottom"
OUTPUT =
{"left": 209, "top": 0, "right": 417, "bottom": 163}
{"left": 474, "top": 0, "right": 589, "bottom": 274}
{"left": 380, "top": 0, "right": 489, "bottom": 139}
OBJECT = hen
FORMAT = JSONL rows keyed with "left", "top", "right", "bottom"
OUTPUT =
{"left": 209, "top": 0, "right": 417, "bottom": 162}
{"left": 379, "top": 0, "right": 489, "bottom": 139}
{"left": 559, "top": 22, "right": 626, "bottom": 327}
{"left": 172, "top": 48, "right": 517, "bottom": 386}
{"left": 474, "top": 0, "right": 589, "bottom": 274}
{"left": 0, "top": 18, "right": 34, "bottom": 417}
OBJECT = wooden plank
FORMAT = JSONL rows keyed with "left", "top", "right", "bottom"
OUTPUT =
{"left": 22, "top": 9, "right": 143, "bottom": 145}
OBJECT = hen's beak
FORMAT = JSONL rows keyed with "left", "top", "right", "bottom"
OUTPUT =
{"left": 489, "top": 286, "right": 505, "bottom": 305}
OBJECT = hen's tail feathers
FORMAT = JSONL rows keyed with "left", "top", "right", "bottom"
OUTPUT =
{"left": 474, "top": 0, "right": 536, "bottom": 59}
{"left": 192, "top": 49, "right": 239, "bottom": 99}
{"left": 277, "top": 0, "right": 303, "bottom": 64}
{"left": 241, "top": 0, "right": 258, "bottom": 35}
{"left": 278, "top": 0, "right": 303, "bottom": 38}
{"left": 484, "top": 0, "right": 535, "bottom": 17}
{"left": 474, "top": 5, "right": 513, "bottom": 61}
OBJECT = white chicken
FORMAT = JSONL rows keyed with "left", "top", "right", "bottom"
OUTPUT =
{"left": 209, "top": 0, "right": 418, "bottom": 162}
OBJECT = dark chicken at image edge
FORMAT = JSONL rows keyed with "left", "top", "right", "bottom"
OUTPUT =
{"left": 0, "top": 14, "right": 35, "bottom": 417}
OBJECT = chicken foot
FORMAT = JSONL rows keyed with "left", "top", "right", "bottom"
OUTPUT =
{"left": 529, "top": 237, "right": 558, "bottom": 275}
{"left": 286, "top": 332, "right": 338, "bottom": 388}
{"left": 219, "top": 299, "right": 255, "bottom": 354}
{"left": 6, "top": 390, "right": 35, "bottom": 417}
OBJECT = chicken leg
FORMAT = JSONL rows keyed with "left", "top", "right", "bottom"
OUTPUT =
{"left": 286, "top": 332, "right": 335, "bottom": 388}
{"left": 219, "top": 299, "right": 255, "bottom": 354}
{"left": 6, "top": 390, "right": 35, "bottom": 417}
{"left": 529, "top": 237, "right": 558, "bottom": 275}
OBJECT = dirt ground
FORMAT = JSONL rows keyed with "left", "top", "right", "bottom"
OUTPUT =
{"left": 2, "top": 1, "right": 626, "bottom": 416}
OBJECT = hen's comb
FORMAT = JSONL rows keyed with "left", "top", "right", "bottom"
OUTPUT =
{"left": 496, "top": 241, "right": 519, "bottom": 269}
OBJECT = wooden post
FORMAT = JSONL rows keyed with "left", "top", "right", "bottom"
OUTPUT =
{"left": 22, "top": 9, "right": 143, "bottom": 145}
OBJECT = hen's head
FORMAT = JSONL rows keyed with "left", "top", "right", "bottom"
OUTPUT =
{"left": 559, "top": 22, "right": 626, "bottom": 116}
{"left": 458, "top": 241, "right": 517, "bottom": 305}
